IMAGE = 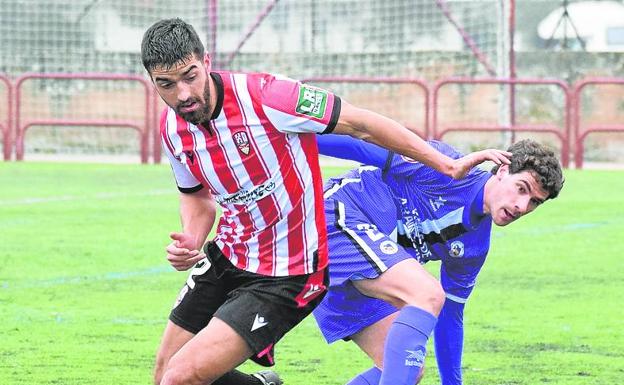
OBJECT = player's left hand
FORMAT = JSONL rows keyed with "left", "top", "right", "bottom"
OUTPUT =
{"left": 448, "top": 149, "right": 511, "bottom": 179}
{"left": 166, "top": 232, "right": 206, "bottom": 271}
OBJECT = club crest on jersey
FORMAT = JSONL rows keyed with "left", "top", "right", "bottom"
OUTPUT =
{"left": 233, "top": 131, "right": 251, "bottom": 155}
{"left": 296, "top": 85, "right": 328, "bottom": 119}
{"left": 380, "top": 240, "right": 399, "bottom": 255}
{"left": 449, "top": 240, "right": 465, "bottom": 258}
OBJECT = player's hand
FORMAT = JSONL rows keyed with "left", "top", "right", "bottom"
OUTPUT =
{"left": 166, "top": 232, "right": 206, "bottom": 271}
{"left": 448, "top": 149, "right": 512, "bottom": 179}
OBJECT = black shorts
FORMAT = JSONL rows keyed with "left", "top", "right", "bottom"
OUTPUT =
{"left": 169, "top": 241, "right": 328, "bottom": 366}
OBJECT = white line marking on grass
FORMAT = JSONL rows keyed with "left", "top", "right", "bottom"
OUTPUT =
{"left": 0, "top": 195, "right": 78, "bottom": 205}
{"left": 0, "top": 189, "right": 175, "bottom": 206}
{"left": 1, "top": 265, "right": 173, "bottom": 290}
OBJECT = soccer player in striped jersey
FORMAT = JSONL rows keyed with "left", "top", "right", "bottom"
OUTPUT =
{"left": 141, "top": 18, "right": 510, "bottom": 385}
{"left": 312, "top": 135, "right": 564, "bottom": 385}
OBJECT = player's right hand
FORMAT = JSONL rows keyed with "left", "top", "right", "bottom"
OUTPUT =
{"left": 449, "top": 148, "right": 512, "bottom": 179}
{"left": 166, "top": 232, "right": 206, "bottom": 271}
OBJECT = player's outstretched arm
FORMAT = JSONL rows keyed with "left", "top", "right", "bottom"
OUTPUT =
{"left": 316, "top": 134, "right": 389, "bottom": 167}
{"left": 434, "top": 299, "right": 466, "bottom": 385}
{"left": 333, "top": 101, "right": 511, "bottom": 179}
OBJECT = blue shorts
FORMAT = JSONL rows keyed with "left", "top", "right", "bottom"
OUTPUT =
{"left": 313, "top": 198, "right": 414, "bottom": 343}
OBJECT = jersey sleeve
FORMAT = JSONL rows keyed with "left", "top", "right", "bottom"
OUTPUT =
{"left": 160, "top": 108, "right": 203, "bottom": 193}
{"left": 316, "top": 134, "right": 390, "bottom": 168}
{"left": 259, "top": 74, "right": 341, "bottom": 134}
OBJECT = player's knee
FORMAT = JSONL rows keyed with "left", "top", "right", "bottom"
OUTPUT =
{"left": 428, "top": 280, "right": 446, "bottom": 314}
{"left": 160, "top": 366, "right": 206, "bottom": 385}
{"left": 159, "top": 360, "right": 213, "bottom": 385}
{"left": 398, "top": 279, "right": 445, "bottom": 315}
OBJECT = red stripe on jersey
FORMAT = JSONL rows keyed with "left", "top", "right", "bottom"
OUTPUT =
{"left": 224, "top": 74, "right": 286, "bottom": 272}
{"left": 231, "top": 203, "right": 252, "bottom": 270}
{"left": 254, "top": 197, "right": 280, "bottom": 275}
{"left": 175, "top": 114, "right": 222, "bottom": 193}
{"left": 256, "top": 222, "right": 276, "bottom": 276}
{"left": 300, "top": 133, "right": 329, "bottom": 269}
{"left": 245, "top": 75, "right": 306, "bottom": 207}
{"left": 208, "top": 120, "right": 241, "bottom": 194}
{"left": 208, "top": 117, "right": 252, "bottom": 269}
{"left": 227, "top": 75, "right": 272, "bottom": 185}
{"left": 246, "top": 75, "right": 310, "bottom": 274}
{"left": 175, "top": 115, "right": 206, "bottom": 183}
{"left": 286, "top": 206, "right": 305, "bottom": 274}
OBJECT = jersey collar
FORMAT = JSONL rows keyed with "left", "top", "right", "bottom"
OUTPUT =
{"left": 209, "top": 72, "right": 224, "bottom": 120}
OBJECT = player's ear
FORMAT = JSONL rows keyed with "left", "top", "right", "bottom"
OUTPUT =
{"left": 496, "top": 164, "right": 509, "bottom": 179}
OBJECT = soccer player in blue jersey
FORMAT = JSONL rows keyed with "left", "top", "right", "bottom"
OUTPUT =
{"left": 312, "top": 135, "right": 564, "bottom": 385}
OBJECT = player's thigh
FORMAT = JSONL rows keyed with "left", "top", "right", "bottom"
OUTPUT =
{"left": 164, "top": 317, "right": 253, "bottom": 384}
{"left": 325, "top": 201, "right": 412, "bottom": 285}
{"left": 352, "top": 258, "right": 444, "bottom": 312}
{"left": 214, "top": 268, "right": 327, "bottom": 366}
{"left": 325, "top": 201, "right": 442, "bottom": 306}
{"left": 350, "top": 312, "right": 398, "bottom": 368}
{"left": 169, "top": 255, "right": 228, "bottom": 334}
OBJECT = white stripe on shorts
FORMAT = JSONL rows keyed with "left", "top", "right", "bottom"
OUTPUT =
{"left": 335, "top": 200, "right": 388, "bottom": 272}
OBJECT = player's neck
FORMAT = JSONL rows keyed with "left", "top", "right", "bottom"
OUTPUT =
{"left": 482, "top": 175, "right": 495, "bottom": 215}
{"left": 202, "top": 72, "right": 221, "bottom": 126}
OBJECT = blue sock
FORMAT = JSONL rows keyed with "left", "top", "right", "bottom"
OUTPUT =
{"left": 346, "top": 367, "right": 382, "bottom": 385}
{"left": 379, "top": 306, "right": 437, "bottom": 385}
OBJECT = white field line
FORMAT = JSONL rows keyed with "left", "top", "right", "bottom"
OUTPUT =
{"left": 1, "top": 265, "right": 173, "bottom": 290}
{"left": 0, "top": 189, "right": 175, "bottom": 206}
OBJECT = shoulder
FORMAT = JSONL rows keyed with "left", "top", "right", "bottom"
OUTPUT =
{"left": 159, "top": 107, "right": 179, "bottom": 136}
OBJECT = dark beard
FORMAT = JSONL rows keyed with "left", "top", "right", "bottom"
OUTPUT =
{"left": 177, "top": 82, "right": 212, "bottom": 125}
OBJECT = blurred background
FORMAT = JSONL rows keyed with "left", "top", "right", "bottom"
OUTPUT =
{"left": 1, "top": 0, "right": 623, "bottom": 167}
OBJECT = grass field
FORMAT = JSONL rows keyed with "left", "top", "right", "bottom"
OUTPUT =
{"left": 1, "top": 162, "right": 622, "bottom": 385}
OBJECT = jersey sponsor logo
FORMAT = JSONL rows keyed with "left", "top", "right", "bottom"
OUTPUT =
{"left": 404, "top": 348, "right": 425, "bottom": 367}
{"left": 399, "top": 198, "right": 432, "bottom": 262}
{"left": 449, "top": 240, "right": 465, "bottom": 258}
{"left": 214, "top": 176, "right": 277, "bottom": 205}
{"left": 251, "top": 313, "right": 269, "bottom": 331}
{"left": 233, "top": 131, "right": 251, "bottom": 155}
{"left": 380, "top": 240, "right": 399, "bottom": 255}
{"left": 296, "top": 85, "right": 328, "bottom": 119}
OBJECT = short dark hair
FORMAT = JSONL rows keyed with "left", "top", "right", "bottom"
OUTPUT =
{"left": 491, "top": 139, "right": 564, "bottom": 200}
{"left": 141, "top": 18, "right": 205, "bottom": 73}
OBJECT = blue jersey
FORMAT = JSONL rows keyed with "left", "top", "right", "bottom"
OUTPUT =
{"left": 316, "top": 135, "right": 494, "bottom": 385}
{"left": 323, "top": 139, "right": 492, "bottom": 301}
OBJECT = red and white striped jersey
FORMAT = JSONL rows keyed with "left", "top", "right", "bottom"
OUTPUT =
{"left": 161, "top": 71, "right": 341, "bottom": 277}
